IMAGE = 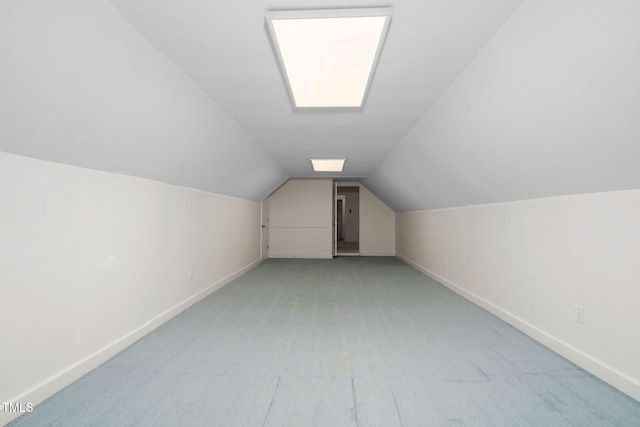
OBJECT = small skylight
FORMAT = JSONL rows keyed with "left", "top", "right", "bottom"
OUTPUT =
{"left": 311, "top": 158, "right": 346, "bottom": 172}
{"left": 266, "top": 8, "right": 391, "bottom": 109}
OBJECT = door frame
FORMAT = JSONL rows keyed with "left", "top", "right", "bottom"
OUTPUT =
{"left": 260, "top": 198, "right": 269, "bottom": 259}
{"left": 334, "top": 181, "right": 361, "bottom": 256}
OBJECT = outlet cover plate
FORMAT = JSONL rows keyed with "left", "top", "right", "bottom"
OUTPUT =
{"left": 574, "top": 305, "right": 584, "bottom": 324}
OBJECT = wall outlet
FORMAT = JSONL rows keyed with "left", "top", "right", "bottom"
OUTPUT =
{"left": 441, "top": 257, "right": 446, "bottom": 267}
{"left": 574, "top": 305, "right": 584, "bottom": 324}
{"left": 189, "top": 268, "right": 194, "bottom": 280}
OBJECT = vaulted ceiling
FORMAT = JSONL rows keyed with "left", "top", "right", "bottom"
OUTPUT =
{"left": 2, "top": 0, "right": 639, "bottom": 211}
{"left": 107, "top": 0, "right": 524, "bottom": 178}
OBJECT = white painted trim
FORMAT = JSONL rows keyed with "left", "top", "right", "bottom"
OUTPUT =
{"left": 3, "top": 258, "right": 263, "bottom": 426}
{"left": 269, "top": 253, "right": 333, "bottom": 259}
{"left": 360, "top": 251, "right": 395, "bottom": 256}
{"left": 395, "top": 253, "right": 640, "bottom": 402}
{"left": 269, "top": 225, "right": 331, "bottom": 229}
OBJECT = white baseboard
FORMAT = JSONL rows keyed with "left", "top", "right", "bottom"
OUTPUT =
{"left": 2, "top": 258, "right": 263, "bottom": 426}
{"left": 359, "top": 251, "right": 396, "bottom": 256}
{"left": 269, "top": 253, "right": 333, "bottom": 259}
{"left": 396, "top": 253, "right": 640, "bottom": 403}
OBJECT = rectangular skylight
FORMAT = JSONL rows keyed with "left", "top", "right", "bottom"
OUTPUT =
{"left": 266, "top": 8, "right": 391, "bottom": 109}
{"left": 311, "top": 158, "right": 346, "bottom": 172}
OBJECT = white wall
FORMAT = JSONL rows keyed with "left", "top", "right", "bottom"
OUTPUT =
{"left": 267, "top": 181, "right": 395, "bottom": 258}
{"left": 267, "top": 180, "right": 333, "bottom": 259}
{"left": 396, "top": 190, "right": 640, "bottom": 401}
{"left": 0, "top": 152, "right": 262, "bottom": 425}
{"left": 360, "top": 186, "right": 396, "bottom": 256}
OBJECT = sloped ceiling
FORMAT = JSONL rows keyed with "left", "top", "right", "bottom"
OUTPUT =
{"left": 106, "top": 0, "right": 524, "bottom": 179}
{"left": 0, "top": 0, "right": 523, "bottom": 203}
{"left": 2, "top": 0, "right": 640, "bottom": 211}
{"left": 364, "top": 0, "right": 640, "bottom": 211}
{"left": 0, "top": 0, "right": 287, "bottom": 201}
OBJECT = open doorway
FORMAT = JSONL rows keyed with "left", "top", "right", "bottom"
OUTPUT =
{"left": 335, "top": 185, "right": 359, "bottom": 255}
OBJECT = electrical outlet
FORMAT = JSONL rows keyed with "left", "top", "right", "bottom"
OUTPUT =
{"left": 441, "top": 257, "right": 446, "bottom": 267}
{"left": 189, "top": 269, "right": 194, "bottom": 280}
{"left": 574, "top": 305, "right": 584, "bottom": 324}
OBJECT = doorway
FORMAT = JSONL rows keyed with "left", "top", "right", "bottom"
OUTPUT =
{"left": 335, "top": 185, "right": 359, "bottom": 255}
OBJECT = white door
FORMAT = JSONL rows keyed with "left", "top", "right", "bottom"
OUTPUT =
{"left": 261, "top": 198, "right": 269, "bottom": 259}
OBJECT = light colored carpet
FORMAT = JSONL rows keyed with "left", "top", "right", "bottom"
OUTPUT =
{"left": 10, "top": 257, "right": 640, "bottom": 426}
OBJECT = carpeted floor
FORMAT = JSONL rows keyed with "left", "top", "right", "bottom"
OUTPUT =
{"left": 9, "top": 257, "right": 640, "bottom": 426}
